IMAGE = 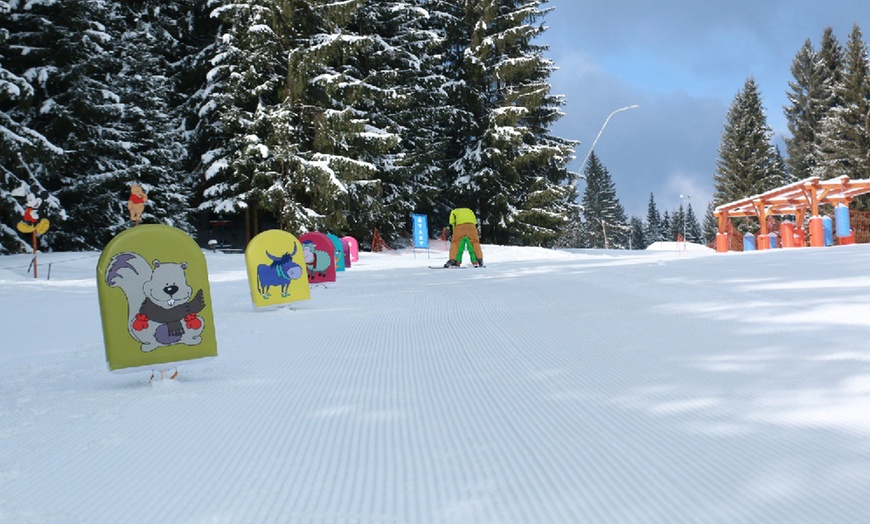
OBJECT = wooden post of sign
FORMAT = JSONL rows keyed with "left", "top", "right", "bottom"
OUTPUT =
{"left": 32, "top": 230, "right": 37, "bottom": 279}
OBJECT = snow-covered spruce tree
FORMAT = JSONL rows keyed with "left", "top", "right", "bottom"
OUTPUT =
{"left": 102, "top": 1, "right": 198, "bottom": 233}
{"left": 644, "top": 192, "right": 662, "bottom": 243}
{"left": 3, "top": 0, "right": 203, "bottom": 251}
{"left": 784, "top": 38, "right": 827, "bottom": 182}
{"left": 685, "top": 202, "right": 703, "bottom": 244}
{"left": 702, "top": 202, "right": 718, "bottom": 246}
{"left": 660, "top": 211, "right": 674, "bottom": 242}
{"left": 363, "top": 0, "right": 505, "bottom": 242}
{"left": 817, "top": 24, "right": 870, "bottom": 193}
{"left": 812, "top": 27, "right": 846, "bottom": 180}
{"left": 445, "top": 0, "right": 577, "bottom": 247}
{"left": 422, "top": 0, "right": 478, "bottom": 231}
{"left": 628, "top": 216, "right": 646, "bottom": 250}
{"left": 399, "top": 0, "right": 472, "bottom": 236}
{"left": 256, "top": 0, "right": 401, "bottom": 241}
{"left": 1, "top": 0, "right": 131, "bottom": 250}
{"left": 555, "top": 201, "right": 583, "bottom": 248}
{"left": 713, "top": 78, "right": 787, "bottom": 219}
{"left": 669, "top": 204, "right": 685, "bottom": 242}
{"left": 193, "top": 0, "right": 294, "bottom": 237}
{"left": 581, "top": 152, "right": 627, "bottom": 249}
{"left": 0, "top": 5, "right": 65, "bottom": 253}
{"left": 335, "top": 0, "right": 444, "bottom": 241}
{"left": 773, "top": 144, "right": 792, "bottom": 186}
{"left": 670, "top": 202, "right": 702, "bottom": 244}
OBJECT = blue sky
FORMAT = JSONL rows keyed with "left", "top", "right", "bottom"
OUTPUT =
{"left": 537, "top": 1, "right": 870, "bottom": 220}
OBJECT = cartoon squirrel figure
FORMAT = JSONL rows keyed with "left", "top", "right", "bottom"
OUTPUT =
{"left": 127, "top": 184, "right": 148, "bottom": 223}
{"left": 105, "top": 252, "right": 206, "bottom": 352}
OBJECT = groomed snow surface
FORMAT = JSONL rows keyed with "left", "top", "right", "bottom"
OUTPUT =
{"left": 2, "top": 241, "right": 870, "bottom": 523}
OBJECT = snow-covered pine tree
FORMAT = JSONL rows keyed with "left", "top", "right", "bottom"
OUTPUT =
{"left": 265, "top": 0, "right": 403, "bottom": 240}
{"left": 337, "top": 0, "right": 440, "bottom": 240}
{"left": 399, "top": 0, "right": 471, "bottom": 234}
{"left": 784, "top": 39, "right": 827, "bottom": 182}
{"left": 555, "top": 200, "right": 583, "bottom": 248}
{"left": 194, "top": 0, "right": 294, "bottom": 238}
{"left": 356, "top": 0, "right": 499, "bottom": 241}
{"left": 2, "top": 0, "right": 206, "bottom": 251}
{"left": 773, "top": 144, "right": 792, "bottom": 186}
{"left": 628, "top": 216, "right": 646, "bottom": 250}
{"left": 685, "top": 203, "right": 702, "bottom": 244}
{"left": 667, "top": 202, "right": 704, "bottom": 244}
{"left": 812, "top": 27, "right": 845, "bottom": 180}
{"left": 644, "top": 192, "right": 662, "bottom": 243}
{"left": 817, "top": 24, "right": 870, "bottom": 192}
{"left": 0, "top": 4, "right": 64, "bottom": 253}
{"left": 713, "top": 78, "right": 787, "bottom": 214}
{"left": 702, "top": 201, "right": 718, "bottom": 246}
{"left": 2, "top": 0, "right": 136, "bottom": 250}
{"left": 581, "top": 152, "right": 627, "bottom": 249}
{"left": 105, "top": 1, "right": 197, "bottom": 232}
{"left": 660, "top": 210, "right": 671, "bottom": 242}
{"left": 424, "top": 0, "right": 478, "bottom": 232}
{"left": 669, "top": 204, "right": 685, "bottom": 242}
{"left": 445, "top": 0, "right": 577, "bottom": 246}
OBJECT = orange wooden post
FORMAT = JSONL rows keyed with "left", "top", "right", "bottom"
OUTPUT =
{"left": 715, "top": 211, "right": 729, "bottom": 252}
{"left": 781, "top": 222, "right": 795, "bottom": 248}
{"left": 716, "top": 233, "right": 729, "bottom": 252}
{"left": 754, "top": 200, "right": 770, "bottom": 250}
{"left": 809, "top": 216, "right": 824, "bottom": 247}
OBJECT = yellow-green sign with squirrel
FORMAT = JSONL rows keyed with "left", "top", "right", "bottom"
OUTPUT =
{"left": 96, "top": 225, "right": 218, "bottom": 372}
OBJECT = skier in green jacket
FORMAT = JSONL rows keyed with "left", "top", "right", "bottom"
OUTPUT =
{"left": 444, "top": 207, "right": 484, "bottom": 267}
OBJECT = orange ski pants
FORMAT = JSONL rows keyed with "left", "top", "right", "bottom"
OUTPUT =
{"left": 449, "top": 222, "right": 483, "bottom": 261}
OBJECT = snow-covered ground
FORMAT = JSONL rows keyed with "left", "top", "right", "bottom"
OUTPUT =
{"left": 2, "top": 240, "right": 870, "bottom": 523}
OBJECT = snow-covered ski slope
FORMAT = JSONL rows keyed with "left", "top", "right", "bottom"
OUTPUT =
{"left": 2, "top": 242, "right": 870, "bottom": 523}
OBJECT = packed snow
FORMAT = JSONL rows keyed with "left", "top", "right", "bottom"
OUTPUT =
{"left": 2, "top": 240, "right": 870, "bottom": 523}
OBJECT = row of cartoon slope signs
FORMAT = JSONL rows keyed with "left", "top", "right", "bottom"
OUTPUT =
{"left": 246, "top": 230, "right": 359, "bottom": 308}
{"left": 96, "top": 225, "right": 359, "bottom": 373}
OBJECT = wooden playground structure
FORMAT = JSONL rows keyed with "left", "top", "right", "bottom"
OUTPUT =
{"left": 713, "top": 176, "right": 870, "bottom": 252}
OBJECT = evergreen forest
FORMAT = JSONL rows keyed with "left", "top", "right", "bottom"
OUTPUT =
{"left": 2, "top": 1, "right": 869, "bottom": 255}
{"left": 0, "top": 0, "right": 578, "bottom": 254}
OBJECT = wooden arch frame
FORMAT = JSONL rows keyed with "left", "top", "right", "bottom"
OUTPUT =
{"left": 713, "top": 176, "right": 870, "bottom": 251}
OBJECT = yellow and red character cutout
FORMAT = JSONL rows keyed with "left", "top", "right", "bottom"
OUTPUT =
{"left": 16, "top": 184, "right": 50, "bottom": 235}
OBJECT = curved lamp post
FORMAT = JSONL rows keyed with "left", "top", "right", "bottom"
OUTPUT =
{"left": 579, "top": 104, "right": 639, "bottom": 172}
{"left": 578, "top": 104, "right": 638, "bottom": 250}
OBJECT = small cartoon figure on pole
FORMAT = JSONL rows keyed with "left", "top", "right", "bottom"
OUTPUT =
{"left": 127, "top": 184, "right": 148, "bottom": 226}
{"left": 15, "top": 184, "right": 51, "bottom": 279}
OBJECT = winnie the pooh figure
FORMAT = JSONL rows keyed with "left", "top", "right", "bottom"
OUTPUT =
{"left": 128, "top": 184, "right": 148, "bottom": 223}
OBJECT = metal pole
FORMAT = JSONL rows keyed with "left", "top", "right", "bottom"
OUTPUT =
{"left": 680, "top": 194, "right": 690, "bottom": 250}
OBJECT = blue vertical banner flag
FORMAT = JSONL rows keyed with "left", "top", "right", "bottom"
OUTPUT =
{"left": 411, "top": 214, "right": 429, "bottom": 258}
{"left": 412, "top": 214, "right": 428, "bottom": 248}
